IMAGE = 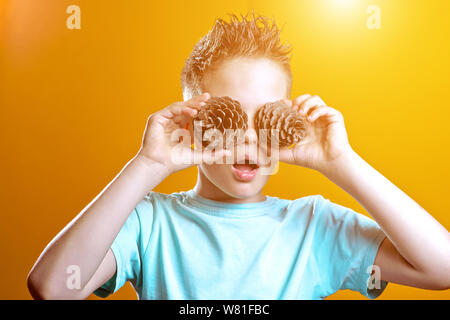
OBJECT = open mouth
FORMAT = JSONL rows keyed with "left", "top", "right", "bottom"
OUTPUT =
{"left": 232, "top": 163, "right": 259, "bottom": 171}
{"left": 231, "top": 160, "right": 259, "bottom": 182}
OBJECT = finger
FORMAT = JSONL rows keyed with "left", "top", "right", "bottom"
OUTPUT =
{"left": 185, "top": 92, "right": 211, "bottom": 108}
{"left": 181, "top": 106, "right": 198, "bottom": 118}
{"left": 307, "top": 106, "right": 342, "bottom": 123}
{"left": 172, "top": 107, "right": 202, "bottom": 129}
{"left": 298, "top": 95, "right": 326, "bottom": 116}
{"left": 172, "top": 109, "right": 198, "bottom": 125}
{"left": 160, "top": 104, "right": 197, "bottom": 119}
{"left": 292, "top": 94, "right": 312, "bottom": 110}
{"left": 190, "top": 92, "right": 211, "bottom": 102}
{"left": 183, "top": 101, "right": 206, "bottom": 110}
{"left": 146, "top": 113, "right": 170, "bottom": 128}
{"left": 299, "top": 95, "right": 326, "bottom": 115}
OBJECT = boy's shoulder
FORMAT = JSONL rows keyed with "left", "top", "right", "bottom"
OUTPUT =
{"left": 140, "top": 190, "right": 185, "bottom": 205}
{"left": 143, "top": 190, "right": 181, "bottom": 201}
{"left": 140, "top": 190, "right": 194, "bottom": 208}
{"left": 279, "top": 193, "right": 325, "bottom": 206}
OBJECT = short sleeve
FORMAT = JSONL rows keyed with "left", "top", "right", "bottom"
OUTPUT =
{"left": 93, "top": 194, "right": 155, "bottom": 298}
{"left": 313, "top": 195, "right": 388, "bottom": 299}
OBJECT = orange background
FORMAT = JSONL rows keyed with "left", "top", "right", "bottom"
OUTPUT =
{"left": 0, "top": 0, "right": 449, "bottom": 299}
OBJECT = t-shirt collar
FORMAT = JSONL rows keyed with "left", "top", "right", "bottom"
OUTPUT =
{"left": 183, "top": 189, "right": 277, "bottom": 218}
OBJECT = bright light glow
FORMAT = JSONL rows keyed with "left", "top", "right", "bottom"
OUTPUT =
{"left": 334, "top": 0, "right": 354, "bottom": 6}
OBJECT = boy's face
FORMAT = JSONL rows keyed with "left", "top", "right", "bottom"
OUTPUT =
{"left": 197, "top": 57, "right": 289, "bottom": 200}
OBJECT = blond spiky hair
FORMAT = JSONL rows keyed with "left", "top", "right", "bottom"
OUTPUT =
{"left": 180, "top": 11, "right": 294, "bottom": 100}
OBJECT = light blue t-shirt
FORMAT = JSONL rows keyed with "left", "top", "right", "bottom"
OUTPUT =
{"left": 94, "top": 189, "right": 388, "bottom": 299}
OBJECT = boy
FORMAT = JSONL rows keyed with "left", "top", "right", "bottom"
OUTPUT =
{"left": 28, "top": 12, "right": 449, "bottom": 300}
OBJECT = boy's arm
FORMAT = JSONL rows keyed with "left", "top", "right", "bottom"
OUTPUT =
{"left": 322, "top": 150, "right": 450, "bottom": 290}
{"left": 27, "top": 156, "right": 171, "bottom": 300}
{"left": 280, "top": 94, "right": 450, "bottom": 290}
{"left": 27, "top": 93, "right": 216, "bottom": 299}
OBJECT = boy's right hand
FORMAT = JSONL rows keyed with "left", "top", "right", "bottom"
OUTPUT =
{"left": 136, "top": 93, "right": 231, "bottom": 174}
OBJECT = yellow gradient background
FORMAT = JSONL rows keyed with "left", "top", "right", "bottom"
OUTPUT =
{"left": 0, "top": 0, "right": 449, "bottom": 299}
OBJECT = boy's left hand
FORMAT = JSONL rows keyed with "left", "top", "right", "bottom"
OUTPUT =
{"left": 277, "top": 94, "right": 354, "bottom": 173}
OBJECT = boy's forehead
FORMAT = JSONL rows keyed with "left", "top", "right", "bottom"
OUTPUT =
{"left": 203, "top": 57, "right": 288, "bottom": 112}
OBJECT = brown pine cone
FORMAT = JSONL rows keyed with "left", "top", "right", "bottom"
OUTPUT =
{"left": 192, "top": 96, "right": 248, "bottom": 149}
{"left": 254, "top": 100, "right": 307, "bottom": 147}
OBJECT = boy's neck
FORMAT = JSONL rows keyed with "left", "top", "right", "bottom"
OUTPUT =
{"left": 193, "top": 170, "right": 266, "bottom": 204}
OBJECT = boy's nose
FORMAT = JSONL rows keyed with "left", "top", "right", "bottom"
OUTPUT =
{"left": 244, "top": 127, "right": 258, "bottom": 145}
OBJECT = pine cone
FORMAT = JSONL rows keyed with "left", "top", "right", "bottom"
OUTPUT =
{"left": 254, "top": 101, "right": 307, "bottom": 147}
{"left": 192, "top": 96, "right": 248, "bottom": 149}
